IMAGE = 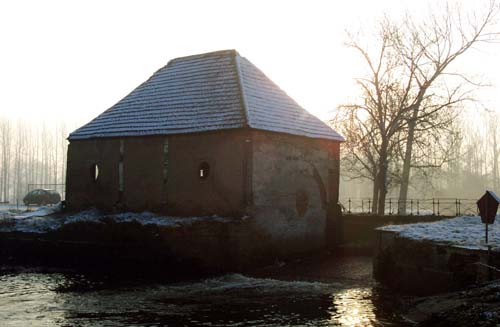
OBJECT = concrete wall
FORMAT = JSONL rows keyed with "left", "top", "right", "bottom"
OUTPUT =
{"left": 250, "top": 130, "right": 340, "bottom": 255}
{"left": 66, "top": 130, "right": 249, "bottom": 216}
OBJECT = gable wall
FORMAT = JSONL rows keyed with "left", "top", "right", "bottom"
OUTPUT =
{"left": 250, "top": 130, "right": 341, "bottom": 254}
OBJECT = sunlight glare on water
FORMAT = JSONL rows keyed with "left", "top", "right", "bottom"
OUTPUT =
{"left": 331, "top": 288, "right": 377, "bottom": 327}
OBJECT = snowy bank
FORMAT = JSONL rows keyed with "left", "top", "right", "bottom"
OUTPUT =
{"left": 379, "top": 216, "right": 500, "bottom": 250}
{"left": 0, "top": 206, "right": 246, "bottom": 234}
{"left": 0, "top": 205, "right": 59, "bottom": 219}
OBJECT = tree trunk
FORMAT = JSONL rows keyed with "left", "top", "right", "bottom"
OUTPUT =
{"left": 398, "top": 109, "right": 419, "bottom": 215}
{"left": 377, "top": 165, "right": 387, "bottom": 215}
{"left": 372, "top": 172, "right": 379, "bottom": 214}
{"left": 377, "top": 140, "right": 389, "bottom": 215}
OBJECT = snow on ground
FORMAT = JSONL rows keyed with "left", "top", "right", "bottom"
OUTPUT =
{"left": 0, "top": 205, "right": 53, "bottom": 220}
{"left": 0, "top": 205, "right": 245, "bottom": 234}
{"left": 379, "top": 216, "right": 500, "bottom": 250}
{"left": 16, "top": 205, "right": 61, "bottom": 218}
{"left": 0, "top": 203, "right": 41, "bottom": 213}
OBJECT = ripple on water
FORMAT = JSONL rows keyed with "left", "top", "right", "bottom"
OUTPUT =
{"left": 0, "top": 270, "right": 408, "bottom": 326}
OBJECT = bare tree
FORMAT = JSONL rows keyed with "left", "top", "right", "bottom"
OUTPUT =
{"left": 396, "top": 1, "right": 500, "bottom": 213}
{"left": 337, "top": 18, "right": 425, "bottom": 214}
{"left": 336, "top": 1, "right": 499, "bottom": 214}
{"left": 333, "top": 77, "right": 407, "bottom": 214}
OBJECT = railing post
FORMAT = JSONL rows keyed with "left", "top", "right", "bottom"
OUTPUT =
{"left": 458, "top": 199, "right": 461, "bottom": 216}
{"left": 389, "top": 198, "right": 392, "bottom": 215}
{"left": 410, "top": 199, "right": 413, "bottom": 216}
{"left": 417, "top": 200, "right": 420, "bottom": 215}
{"left": 348, "top": 198, "right": 351, "bottom": 213}
{"left": 455, "top": 199, "right": 458, "bottom": 216}
{"left": 432, "top": 198, "right": 435, "bottom": 216}
{"left": 362, "top": 199, "right": 364, "bottom": 213}
{"left": 437, "top": 199, "right": 440, "bottom": 216}
{"left": 368, "top": 199, "right": 371, "bottom": 213}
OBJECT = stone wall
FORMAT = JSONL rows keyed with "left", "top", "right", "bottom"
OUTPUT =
{"left": 374, "top": 230, "right": 500, "bottom": 295}
{"left": 250, "top": 130, "right": 340, "bottom": 255}
{"left": 341, "top": 214, "right": 450, "bottom": 253}
{"left": 0, "top": 217, "right": 300, "bottom": 273}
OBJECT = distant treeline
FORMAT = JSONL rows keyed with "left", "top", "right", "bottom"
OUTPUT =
{"left": 340, "top": 110, "right": 500, "bottom": 201}
{"left": 0, "top": 116, "right": 69, "bottom": 203}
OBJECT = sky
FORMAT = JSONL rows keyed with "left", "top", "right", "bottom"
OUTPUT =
{"left": 1, "top": 0, "right": 499, "bottom": 129}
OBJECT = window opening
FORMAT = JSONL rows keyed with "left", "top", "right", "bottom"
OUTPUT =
{"left": 199, "top": 162, "right": 210, "bottom": 180}
{"left": 91, "top": 163, "right": 99, "bottom": 182}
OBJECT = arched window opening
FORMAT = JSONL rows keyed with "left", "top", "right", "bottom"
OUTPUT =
{"left": 199, "top": 162, "right": 210, "bottom": 180}
{"left": 91, "top": 163, "right": 99, "bottom": 182}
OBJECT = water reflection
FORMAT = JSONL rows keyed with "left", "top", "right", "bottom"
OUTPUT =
{"left": 0, "top": 263, "right": 407, "bottom": 326}
{"left": 332, "top": 288, "right": 377, "bottom": 327}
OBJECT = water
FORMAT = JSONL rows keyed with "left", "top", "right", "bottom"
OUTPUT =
{"left": 0, "top": 256, "right": 409, "bottom": 326}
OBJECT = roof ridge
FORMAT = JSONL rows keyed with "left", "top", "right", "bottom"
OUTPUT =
{"left": 168, "top": 49, "right": 238, "bottom": 65}
{"left": 233, "top": 51, "right": 250, "bottom": 128}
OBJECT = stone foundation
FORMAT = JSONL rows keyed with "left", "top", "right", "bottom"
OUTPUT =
{"left": 0, "top": 215, "right": 331, "bottom": 274}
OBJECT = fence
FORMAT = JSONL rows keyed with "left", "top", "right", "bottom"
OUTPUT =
{"left": 340, "top": 198, "right": 478, "bottom": 216}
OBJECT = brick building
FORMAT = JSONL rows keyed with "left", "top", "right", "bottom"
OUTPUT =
{"left": 66, "top": 50, "right": 344, "bottom": 254}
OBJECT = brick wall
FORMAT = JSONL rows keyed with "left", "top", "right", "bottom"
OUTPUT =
{"left": 66, "top": 139, "right": 121, "bottom": 210}
{"left": 66, "top": 130, "right": 249, "bottom": 216}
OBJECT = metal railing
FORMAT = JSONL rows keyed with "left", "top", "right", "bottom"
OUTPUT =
{"left": 340, "top": 198, "right": 478, "bottom": 216}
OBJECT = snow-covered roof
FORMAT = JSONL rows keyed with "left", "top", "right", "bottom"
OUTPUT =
{"left": 68, "top": 50, "right": 344, "bottom": 142}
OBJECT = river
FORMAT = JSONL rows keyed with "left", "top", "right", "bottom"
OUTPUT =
{"left": 0, "top": 255, "right": 410, "bottom": 326}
